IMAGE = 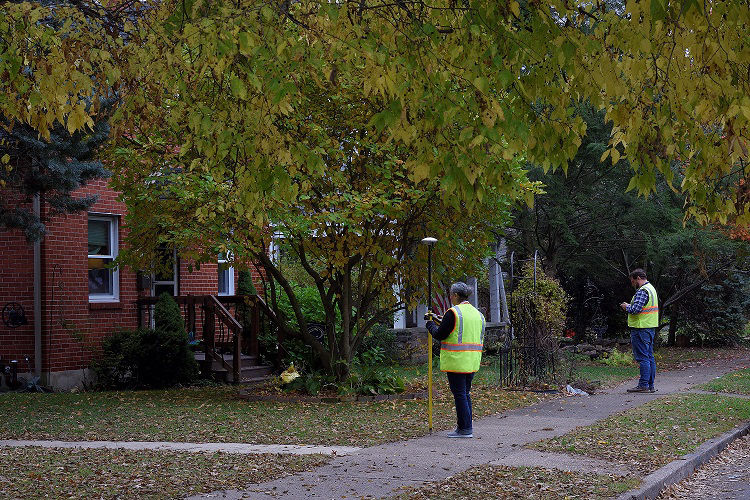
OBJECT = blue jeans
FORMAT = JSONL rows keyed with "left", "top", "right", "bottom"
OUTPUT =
{"left": 631, "top": 328, "right": 656, "bottom": 389}
{"left": 446, "top": 372, "right": 475, "bottom": 433}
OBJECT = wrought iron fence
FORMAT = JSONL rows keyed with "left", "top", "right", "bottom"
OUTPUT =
{"left": 486, "top": 292, "right": 557, "bottom": 387}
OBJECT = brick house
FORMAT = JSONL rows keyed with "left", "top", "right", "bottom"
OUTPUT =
{"left": 0, "top": 180, "right": 264, "bottom": 390}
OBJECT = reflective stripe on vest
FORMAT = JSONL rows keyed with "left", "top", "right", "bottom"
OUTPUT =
{"left": 454, "top": 305, "right": 464, "bottom": 343}
{"left": 441, "top": 343, "right": 483, "bottom": 352}
{"left": 627, "top": 282, "right": 659, "bottom": 329}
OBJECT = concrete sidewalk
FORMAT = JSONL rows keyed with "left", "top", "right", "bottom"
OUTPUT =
{"left": 190, "top": 354, "right": 750, "bottom": 500}
{"left": 0, "top": 439, "right": 360, "bottom": 456}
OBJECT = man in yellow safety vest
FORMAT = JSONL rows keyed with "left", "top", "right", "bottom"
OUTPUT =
{"left": 620, "top": 268, "right": 659, "bottom": 393}
{"left": 426, "top": 282, "right": 485, "bottom": 438}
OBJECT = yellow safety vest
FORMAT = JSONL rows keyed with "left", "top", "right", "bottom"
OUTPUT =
{"left": 627, "top": 282, "right": 659, "bottom": 329}
{"left": 440, "top": 302, "right": 485, "bottom": 373}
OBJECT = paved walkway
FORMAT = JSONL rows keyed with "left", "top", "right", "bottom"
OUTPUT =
{"left": 186, "top": 354, "right": 750, "bottom": 499}
{"left": 0, "top": 440, "right": 360, "bottom": 456}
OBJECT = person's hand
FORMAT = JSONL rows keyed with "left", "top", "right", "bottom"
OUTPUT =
{"left": 620, "top": 302, "right": 629, "bottom": 311}
{"left": 424, "top": 311, "right": 442, "bottom": 324}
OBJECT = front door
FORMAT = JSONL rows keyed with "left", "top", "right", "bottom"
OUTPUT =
{"left": 151, "top": 247, "right": 178, "bottom": 297}
{"left": 149, "top": 247, "right": 179, "bottom": 329}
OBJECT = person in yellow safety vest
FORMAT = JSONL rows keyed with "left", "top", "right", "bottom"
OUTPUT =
{"left": 425, "top": 282, "right": 485, "bottom": 438}
{"left": 620, "top": 268, "right": 659, "bottom": 393}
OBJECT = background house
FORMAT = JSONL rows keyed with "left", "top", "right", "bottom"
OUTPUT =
{"left": 0, "top": 179, "right": 263, "bottom": 390}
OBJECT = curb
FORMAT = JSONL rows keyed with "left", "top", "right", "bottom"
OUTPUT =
{"left": 616, "top": 420, "right": 750, "bottom": 500}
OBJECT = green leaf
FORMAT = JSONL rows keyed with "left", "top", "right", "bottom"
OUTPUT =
{"left": 238, "top": 32, "right": 252, "bottom": 55}
{"left": 230, "top": 77, "right": 247, "bottom": 100}
{"left": 498, "top": 70, "right": 514, "bottom": 88}
{"left": 473, "top": 76, "right": 490, "bottom": 93}
{"left": 650, "top": 0, "right": 666, "bottom": 21}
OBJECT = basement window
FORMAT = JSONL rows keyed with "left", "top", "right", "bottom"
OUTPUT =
{"left": 88, "top": 215, "right": 119, "bottom": 302}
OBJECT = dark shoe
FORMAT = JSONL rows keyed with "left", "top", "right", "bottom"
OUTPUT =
{"left": 649, "top": 387, "right": 657, "bottom": 393}
{"left": 626, "top": 386, "right": 650, "bottom": 393}
{"left": 448, "top": 430, "right": 473, "bottom": 438}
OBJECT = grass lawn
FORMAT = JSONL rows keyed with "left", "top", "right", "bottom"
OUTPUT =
{"left": 529, "top": 394, "right": 750, "bottom": 475}
{"left": 0, "top": 446, "right": 327, "bottom": 499}
{"left": 394, "top": 465, "right": 639, "bottom": 499}
{"left": 0, "top": 378, "right": 548, "bottom": 447}
{"left": 699, "top": 367, "right": 750, "bottom": 395}
{"left": 655, "top": 347, "right": 748, "bottom": 370}
{"left": 570, "top": 347, "right": 746, "bottom": 389}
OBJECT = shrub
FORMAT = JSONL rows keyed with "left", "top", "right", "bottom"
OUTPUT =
{"left": 599, "top": 349, "right": 634, "bottom": 366}
{"left": 236, "top": 270, "right": 258, "bottom": 296}
{"left": 357, "top": 323, "right": 397, "bottom": 362}
{"left": 92, "top": 327, "right": 198, "bottom": 390}
{"left": 282, "top": 370, "right": 337, "bottom": 395}
{"left": 267, "top": 284, "right": 337, "bottom": 371}
{"left": 154, "top": 292, "right": 185, "bottom": 334}
{"left": 276, "top": 284, "right": 330, "bottom": 327}
{"left": 512, "top": 263, "right": 570, "bottom": 335}
{"left": 131, "top": 328, "right": 199, "bottom": 388}
{"left": 678, "top": 272, "right": 750, "bottom": 346}
{"left": 91, "top": 328, "right": 144, "bottom": 390}
{"left": 343, "top": 365, "right": 405, "bottom": 395}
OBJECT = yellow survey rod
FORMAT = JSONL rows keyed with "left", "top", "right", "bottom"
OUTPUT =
{"left": 428, "top": 333, "right": 433, "bottom": 433}
{"left": 425, "top": 311, "right": 441, "bottom": 433}
{"left": 421, "top": 236, "right": 438, "bottom": 434}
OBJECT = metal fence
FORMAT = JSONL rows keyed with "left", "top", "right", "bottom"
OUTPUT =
{"left": 487, "top": 295, "right": 557, "bottom": 387}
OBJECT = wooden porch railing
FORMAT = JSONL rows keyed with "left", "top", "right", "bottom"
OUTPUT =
{"left": 136, "top": 294, "right": 267, "bottom": 383}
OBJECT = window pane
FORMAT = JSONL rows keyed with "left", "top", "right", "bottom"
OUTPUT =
{"left": 88, "top": 258, "right": 112, "bottom": 295}
{"left": 155, "top": 245, "right": 175, "bottom": 282}
{"left": 88, "top": 220, "right": 111, "bottom": 255}
{"left": 154, "top": 283, "right": 175, "bottom": 297}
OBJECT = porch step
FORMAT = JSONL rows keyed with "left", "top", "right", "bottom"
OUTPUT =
{"left": 194, "top": 352, "right": 274, "bottom": 384}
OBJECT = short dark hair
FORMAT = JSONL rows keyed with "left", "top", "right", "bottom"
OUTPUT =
{"left": 629, "top": 268, "right": 647, "bottom": 279}
{"left": 450, "top": 282, "right": 472, "bottom": 299}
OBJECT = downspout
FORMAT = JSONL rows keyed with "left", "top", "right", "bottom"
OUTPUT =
{"left": 33, "top": 194, "right": 42, "bottom": 379}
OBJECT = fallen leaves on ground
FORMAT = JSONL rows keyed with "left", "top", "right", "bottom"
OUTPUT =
{"left": 393, "top": 465, "right": 639, "bottom": 499}
{"left": 0, "top": 381, "right": 552, "bottom": 447}
{"left": 0, "top": 446, "right": 328, "bottom": 499}
{"left": 658, "top": 434, "right": 750, "bottom": 499}
{"left": 529, "top": 394, "right": 750, "bottom": 475}
{"left": 655, "top": 347, "right": 749, "bottom": 371}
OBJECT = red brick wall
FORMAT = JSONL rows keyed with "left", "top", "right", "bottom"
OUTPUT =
{"left": 41, "top": 179, "right": 138, "bottom": 372}
{"left": 0, "top": 191, "right": 36, "bottom": 368}
{"left": 1, "top": 180, "right": 268, "bottom": 377}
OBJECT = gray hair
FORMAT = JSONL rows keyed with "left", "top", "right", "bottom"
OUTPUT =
{"left": 450, "top": 282, "right": 472, "bottom": 300}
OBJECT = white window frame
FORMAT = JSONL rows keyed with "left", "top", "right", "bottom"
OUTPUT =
{"left": 218, "top": 252, "right": 234, "bottom": 296}
{"left": 151, "top": 247, "right": 179, "bottom": 297}
{"left": 88, "top": 214, "right": 120, "bottom": 302}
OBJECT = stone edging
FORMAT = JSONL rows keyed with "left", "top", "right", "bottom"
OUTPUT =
{"left": 236, "top": 390, "right": 438, "bottom": 403}
{"left": 616, "top": 420, "right": 750, "bottom": 500}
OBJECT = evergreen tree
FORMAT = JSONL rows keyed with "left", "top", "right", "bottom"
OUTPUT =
{"left": 153, "top": 292, "right": 185, "bottom": 336}
{"left": 0, "top": 110, "right": 111, "bottom": 242}
{"left": 1, "top": 0, "right": 121, "bottom": 241}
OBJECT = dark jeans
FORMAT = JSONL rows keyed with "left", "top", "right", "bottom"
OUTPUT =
{"left": 446, "top": 371, "right": 475, "bottom": 433}
{"left": 631, "top": 327, "right": 656, "bottom": 389}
